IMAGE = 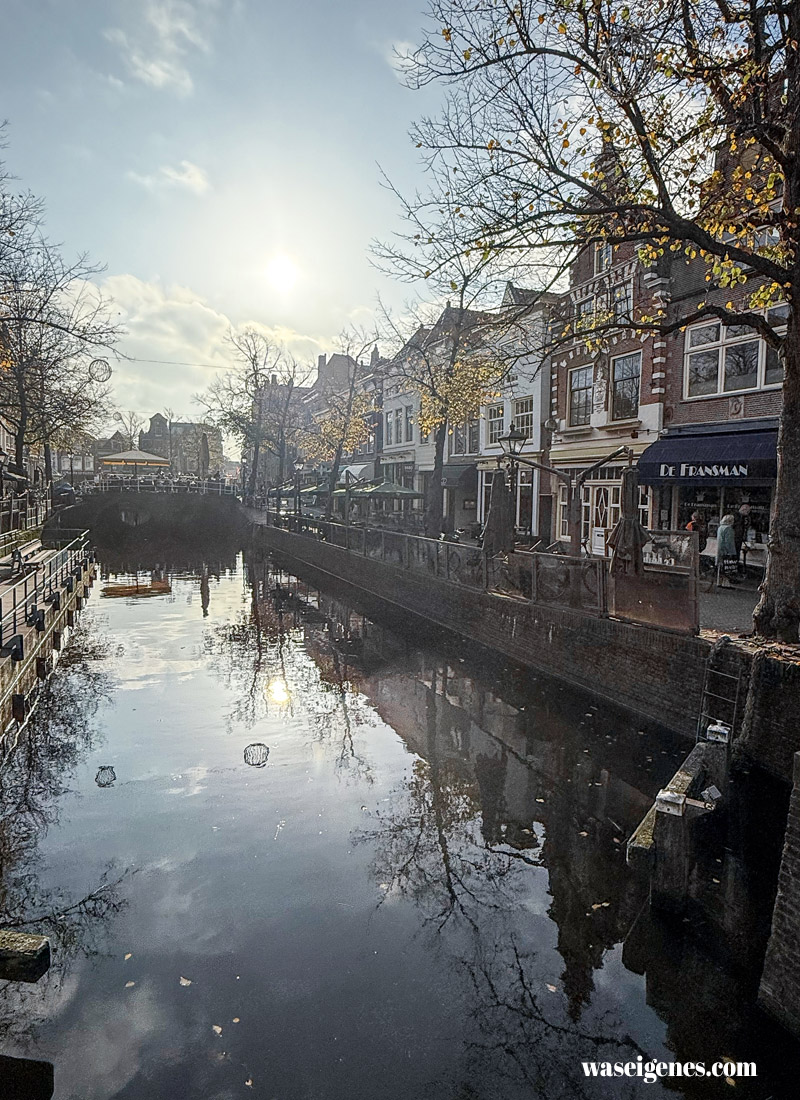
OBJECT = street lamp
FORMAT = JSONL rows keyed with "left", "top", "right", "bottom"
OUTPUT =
{"left": 293, "top": 457, "right": 305, "bottom": 518}
{"left": 498, "top": 422, "right": 527, "bottom": 535}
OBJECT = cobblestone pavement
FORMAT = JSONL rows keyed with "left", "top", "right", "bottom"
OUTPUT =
{"left": 699, "top": 583, "right": 759, "bottom": 636}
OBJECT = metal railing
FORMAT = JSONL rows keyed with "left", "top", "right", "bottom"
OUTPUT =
{"left": 91, "top": 480, "right": 236, "bottom": 496}
{"left": 263, "top": 511, "right": 611, "bottom": 616}
{"left": 0, "top": 529, "right": 91, "bottom": 649}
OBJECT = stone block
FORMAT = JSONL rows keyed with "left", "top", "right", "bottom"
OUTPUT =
{"left": 0, "top": 929, "right": 51, "bottom": 982}
{"left": 0, "top": 1054, "right": 54, "bottom": 1100}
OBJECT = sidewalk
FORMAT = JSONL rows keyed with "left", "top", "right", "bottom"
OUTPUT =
{"left": 699, "top": 583, "right": 759, "bottom": 637}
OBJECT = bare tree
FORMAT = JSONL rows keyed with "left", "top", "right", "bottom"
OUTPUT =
{"left": 0, "top": 234, "right": 120, "bottom": 474}
{"left": 301, "top": 330, "right": 376, "bottom": 518}
{"left": 198, "top": 328, "right": 290, "bottom": 504}
{"left": 113, "top": 409, "right": 144, "bottom": 450}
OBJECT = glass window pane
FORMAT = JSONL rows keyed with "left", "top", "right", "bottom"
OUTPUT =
{"left": 767, "top": 304, "right": 789, "bottom": 328}
{"left": 687, "top": 349, "right": 720, "bottom": 396}
{"left": 612, "top": 352, "right": 641, "bottom": 419}
{"left": 688, "top": 324, "right": 720, "bottom": 348}
{"left": 723, "top": 341, "right": 759, "bottom": 391}
{"left": 726, "top": 323, "right": 754, "bottom": 339}
{"left": 765, "top": 344, "right": 784, "bottom": 386}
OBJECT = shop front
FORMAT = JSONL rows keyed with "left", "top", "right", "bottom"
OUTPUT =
{"left": 637, "top": 419, "right": 777, "bottom": 549}
{"left": 442, "top": 463, "right": 479, "bottom": 533}
{"left": 477, "top": 464, "right": 541, "bottom": 540}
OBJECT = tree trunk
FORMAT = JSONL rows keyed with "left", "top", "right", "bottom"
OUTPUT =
{"left": 326, "top": 443, "right": 344, "bottom": 520}
{"left": 14, "top": 417, "right": 25, "bottom": 475}
{"left": 44, "top": 443, "right": 53, "bottom": 484}
{"left": 425, "top": 423, "right": 447, "bottom": 537}
{"left": 248, "top": 439, "right": 261, "bottom": 505}
{"left": 754, "top": 320, "right": 800, "bottom": 642}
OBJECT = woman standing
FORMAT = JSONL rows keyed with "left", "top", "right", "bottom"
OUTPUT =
{"left": 716, "top": 513, "right": 738, "bottom": 588}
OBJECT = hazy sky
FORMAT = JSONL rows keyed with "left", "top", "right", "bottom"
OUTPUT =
{"left": 1, "top": 0, "right": 439, "bottom": 419}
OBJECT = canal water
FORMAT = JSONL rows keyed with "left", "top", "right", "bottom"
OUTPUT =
{"left": 0, "top": 546, "right": 798, "bottom": 1099}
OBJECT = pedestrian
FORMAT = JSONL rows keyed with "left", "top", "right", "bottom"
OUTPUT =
{"left": 686, "top": 510, "right": 708, "bottom": 553}
{"left": 716, "top": 513, "right": 738, "bottom": 587}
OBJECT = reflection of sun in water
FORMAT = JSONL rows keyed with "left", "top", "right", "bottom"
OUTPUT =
{"left": 266, "top": 679, "right": 290, "bottom": 704}
{"left": 265, "top": 254, "right": 299, "bottom": 294}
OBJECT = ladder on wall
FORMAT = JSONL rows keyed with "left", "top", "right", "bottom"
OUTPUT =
{"left": 696, "top": 660, "right": 744, "bottom": 742}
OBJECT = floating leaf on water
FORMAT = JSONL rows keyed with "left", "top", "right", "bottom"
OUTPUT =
{"left": 546, "top": 983, "right": 557, "bottom": 992}
{"left": 95, "top": 766, "right": 116, "bottom": 788}
{"left": 232, "top": 1017, "right": 240, "bottom": 1023}
{"left": 591, "top": 904, "right": 603, "bottom": 910}
{"left": 212, "top": 1025, "right": 223, "bottom": 1035}
{"left": 579, "top": 831, "right": 588, "bottom": 837}
{"left": 725, "top": 1079, "right": 736, "bottom": 1087}
{"left": 124, "top": 953, "right": 132, "bottom": 960}
{"left": 125, "top": 981, "right": 135, "bottom": 988}
{"left": 379, "top": 883, "right": 390, "bottom": 891}
{"left": 179, "top": 976, "right": 192, "bottom": 986}
{"left": 535, "top": 797, "right": 545, "bottom": 803}
{"left": 244, "top": 743, "right": 269, "bottom": 768}
{"left": 245, "top": 1080, "right": 253, "bottom": 1089}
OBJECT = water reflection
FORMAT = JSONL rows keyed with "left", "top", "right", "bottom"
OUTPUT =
{"left": 0, "top": 546, "right": 797, "bottom": 1099}
{"left": 0, "top": 627, "right": 128, "bottom": 1045}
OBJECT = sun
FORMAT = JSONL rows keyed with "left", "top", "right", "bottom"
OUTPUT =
{"left": 265, "top": 254, "right": 299, "bottom": 294}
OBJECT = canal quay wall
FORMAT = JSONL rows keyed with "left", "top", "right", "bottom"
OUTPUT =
{"left": 759, "top": 750, "right": 800, "bottom": 1037}
{"left": 0, "top": 537, "right": 95, "bottom": 740}
{"left": 249, "top": 520, "right": 800, "bottom": 783}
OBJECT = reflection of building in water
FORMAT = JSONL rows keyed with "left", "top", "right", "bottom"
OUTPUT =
{"left": 101, "top": 574, "right": 172, "bottom": 599}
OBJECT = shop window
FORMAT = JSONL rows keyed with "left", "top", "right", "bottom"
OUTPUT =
{"left": 513, "top": 397, "right": 535, "bottom": 439}
{"left": 685, "top": 308, "right": 787, "bottom": 398}
{"left": 488, "top": 404, "right": 505, "bottom": 444}
{"left": 611, "top": 352, "right": 641, "bottom": 420}
{"left": 569, "top": 366, "right": 593, "bottom": 426}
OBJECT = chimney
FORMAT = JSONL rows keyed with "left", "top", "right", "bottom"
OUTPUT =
{"left": 271, "top": 373, "right": 277, "bottom": 385}
{"left": 318, "top": 353, "right": 327, "bottom": 374}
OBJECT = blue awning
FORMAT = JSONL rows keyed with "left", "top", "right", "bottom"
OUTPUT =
{"left": 638, "top": 429, "right": 777, "bottom": 485}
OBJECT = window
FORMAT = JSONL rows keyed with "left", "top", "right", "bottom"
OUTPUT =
{"left": 569, "top": 366, "right": 593, "bottom": 426}
{"left": 595, "top": 241, "right": 613, "bottom": 273}
{"left": 575, "top": 297, "right": 594, "bottom": 325}
{"left": 684, "top": 308, "right": 788, "bottom": 398}
{"left": 514, "top": 397, "right": 535, "bottom": 439}
{"left": 611, "top": 352, "right": 641, "bottom": 420}
{"left": 385, "top": 411, "right": 393, "bottom": 446}
{"left": 488, "top": 404, "right": 505, "bottom": 445}
{"left": 611, "top": 282, "right": 633, "bottom": 324}
{"left": 468, "top": 419, "right": 479, "bottom": 454}
{"left": 405, "top": 406, "right": 414, "bottom": 443}
{"left": 394, "top": 408, "right": 403, "bottom": 442}
{"left": 450, "top": 419, "right": 480, "bottom": 455}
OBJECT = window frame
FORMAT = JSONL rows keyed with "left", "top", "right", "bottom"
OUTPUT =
{"left": 683, "top": 309, "right": 788, "bottom": 400}
{"left": 610, "top": 351, "right": 641, "bottom": 421}
{"left": 487, "top": 404, "right": 505, "bottom": 445}
{"left": 611, "top": 281, "right": 633, "bottom": 325}
{"left": 513, "top": 396, "right": 535, "bottom": 439}
{"left": 594, "top": 241, "right": 613, "bottom": 273}
{"left": 568, "top": 366, "right": 593, "bottom": 427}
{"left": 405, "top": 405, "right": 414, "bottom": 443}
{"left": 385, "top": 410, "right": 394, "bottom": 446}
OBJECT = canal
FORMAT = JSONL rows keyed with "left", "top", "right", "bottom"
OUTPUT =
{"left": 1, "top": 544, "right": 798, "bottom": 1098}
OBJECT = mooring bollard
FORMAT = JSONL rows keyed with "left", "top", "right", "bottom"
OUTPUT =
{"left": 0, "top": 929, "right": 51, "bottom": 983}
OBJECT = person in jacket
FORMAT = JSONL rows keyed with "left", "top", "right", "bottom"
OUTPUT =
{"left": 716, "top": 513, "right": 738, "bottom": 587}
{"left": 686, "top": 511, "right": 708, "bottom": 553}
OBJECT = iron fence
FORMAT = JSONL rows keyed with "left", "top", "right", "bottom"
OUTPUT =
{"left": 0, "top": 529, "right": 91, "bottom": 649}
{"left": 260, "top": 511, "right": 698, "bottom": 631}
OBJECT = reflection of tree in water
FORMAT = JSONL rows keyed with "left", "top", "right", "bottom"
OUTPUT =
{"left": 0, "top": 626, "right": 129, "bottom": 1045}
{"left": 356, "top": 665, "right": 652, "bottom": 1099}
{"left": 203, "top": 553, "right": 377, "bottom": 782}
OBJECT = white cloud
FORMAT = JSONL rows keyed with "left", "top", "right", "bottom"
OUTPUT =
{"left": 104, "top": 0, "right": 220, "bottom": 95}
{"left": 129, "top": 159, "right": 211, "bottom": 195}
{"left": 99, "top": 274, "right": 327, "bottom": 420}
{"left": 381, "top": 39, "right": 418, "bottom": 83}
